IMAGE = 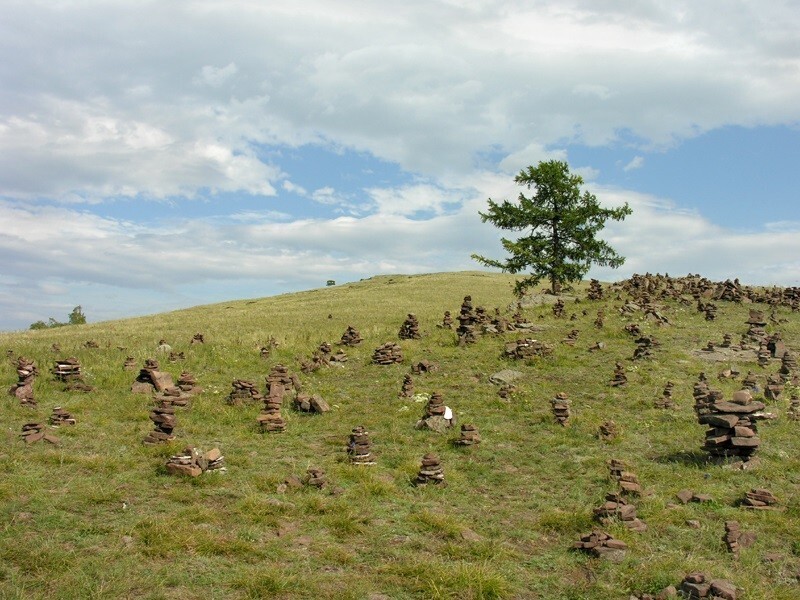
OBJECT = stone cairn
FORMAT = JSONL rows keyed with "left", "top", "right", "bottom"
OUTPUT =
{"left": 745, "top": 310, "right": 767, "bottom": 344}
{"left": 49, "top": 407, "right": 76, "bottom": 426}
{"left": 347, "top": 426, "right": 375, "bottom": 465}
{"left": 633, "top": 335, "right": 658, "bottom": 360}
{"left": 372, "top": 342, "right": 403, "bottom": 365}
{"left": 552, "top": 298, "right": 566, "bottom": 318}
{"left": 720, "top": 333, "right": 733, "bottom": 348}
{"left": 440, "top": 310, "right": 453, "bottom": 329}
{"left": 267, "top": 364, "right": 301, "bottom": 395}
{"left": 587, "top": 279, "right": 603, "bottom": 300}
{"left": 84, "top": 340, "right": 99, "bottom": 349}
{"left": 757, "top": 342, "right": 771, "bottom": 367}
{"left": 398, "top": 313, "right": 421, "bottom": 340}
{"left": 257, "top": 382, "right": 287, "bottom": 433}
{"left": 741, "top": 371, "right": 758, "bottom": 391}
{"left": 698, "top": 389, "right": 766, "bottom": 462}
{"left": 593, "top": 492, "right": 646, "bottom": 532}
{"left": 190, "top": 332, "right": 205, "bottom": 345}
{"left": 624, "top": 323, "right": 641, "bottom": 337}
{"left": 293, "top": 393, "right": 330, "bottom": 414}
{"left": 654, "top": 381, "right": 676, "bottom": 409}
{"left": 594, "top": 310, "right": 605, "bottom": 329}
{"left": 598, "top": 420, "right": 618, "bottom": 441}
{"left": 608, "top": 459, "right": 643, "bottom": 495}
{"left": 143, "top": 401, "right": 177, "bottom": 445}
{"left": 415, "top": 453, "right": 445, "bottom": 486}
{"left": 789, "top": 392, "right": 800, "bottom": 420}
{"left": 497, "top": 383, "right": 516, "bottom": 400}
{"left": 456, "top": 295, "right": 478, "bottom": 345}
{"left": 227, "top": 379, "right": 263, "bottom": 405}
{"left": 723, "top": 520, "right": 755, "bottom": 555}
{"left": 550, "top": 392, "right": 570, "bottom": 426}
{"left": 764, "top": 373, "right": 783, "bottom": 401}
{"left": 741, "top": 488, "right": 778, "bottom": 510}
{"left": 53, "top": 357, "right": 93, "bottom": 391}
{"left": 767, "top": 332, "right": 787, "bottom": 358}
{"left": 411, "top": 359, "right": 439, "bottom": 374}
{"left": 177, "top": 371, "right": 201, "bottom": 395}
{"left": 676, "top": 573, "right": 738, "bottom": 600}
{"left": 9, "top": 356, "right": 37, "bottom": 406}
{"left": 779, "top": 350, "right": 797, "bottom": 382}
{"left": 503, "top": 338, "right": 554, "bottom": 360}
{"left": 123, "top": 356, "right": 137, "bottom": 371}
{"left": 562, "top": 329, "right": 579, "bottom": 345}
{"left": 700, "top": 301, "right": 717, "bottom": 321}
{"left": 131, "top": 359, "right": 176, "bottom": 395}
{"left": 416, "top": 391, "right": 454, "bottom": 432}
{"left": 609, "top": 362, "right": 627, "bottom": 387}
{"left": 301, "top": 343, "right": 333, "bottom": 373}
{"left": 339, "top": 325, "right": 363, "bottom": 346}
{"left": 572, "top": 530, "right": 627, "bottom": 559}
{"left": 165, "top": 447, "right": 225, "bottom": 477}
{"left": 453, "top": 424, "right": 481, "bottom": 446}
{"left": 303, "top": 467, "right": 327, "bottom": 489}
{"left": 168, "top": 350, "right": 185, "bottom": 363}
{"left": 20, "top": 422, "right": 59, "bottom": 445}
{"left": 399, "top": 374, "right": 414, "bottom": 397}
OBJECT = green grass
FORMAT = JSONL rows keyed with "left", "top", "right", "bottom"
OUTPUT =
{"left": 1, "top": 271, "right": 799, "bottom": 599}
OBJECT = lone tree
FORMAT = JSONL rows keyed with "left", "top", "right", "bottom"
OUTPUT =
{"left": 472, "top": 160, "right": 632, "bottom": 296}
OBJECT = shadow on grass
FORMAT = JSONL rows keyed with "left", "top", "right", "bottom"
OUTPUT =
{"left": 651, "top": 449, "right": 712, "bottom": 468}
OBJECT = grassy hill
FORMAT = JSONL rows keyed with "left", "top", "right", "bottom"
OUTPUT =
{"left": 1, "top": 271, "right": 799, "bottom": 599}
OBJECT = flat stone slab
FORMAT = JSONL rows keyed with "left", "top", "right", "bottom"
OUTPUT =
{"left": 488, "top": 369, "right": 524, "bottom": 385}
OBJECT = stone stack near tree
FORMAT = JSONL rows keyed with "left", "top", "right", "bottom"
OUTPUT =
{"left": 654, "top": 381, "right": 676, "bottom": 409}
{"left": 399, "top": 374, "right": 414, "bottom": 397}
{"left": 339, "top": 325, "right": 363, "bottom": 346}
{"left": 593, "top": 492, "right": 646, "bottom": 531}
{"left": 49, "top": 407, "right": 76, "bottom": 426}
{"left": 453, "top": 424, "right": 481, "bottom": 446}
{"left": 550, "top": 392, "right": 571, "bottom": 426}
{"left": 257, "top": 382, "right": 287, "bottom": 432}
{"left": 227, "top": 379, "right": 263, "bottom": 405}
{"left": 456, "top": 295, "right": 478, "bottom": 345}
{"left": 347, "top": 426, "right": 375, "bottom": 465}
{"left": 587, "top": 279, "right": 603, "bottom": 300}
{"left": 20, "top": 422, "right": 59, "bottom": 445}
{"left": 698, "top": 389, "right": 766, "bottom": 461}
{"left": 398, "top": 313, "right": 421, "bottom": 339}
{"left": 53, "top": 357, "right": 93, "bottom": 391}
{"left": 609, "top": 362, "right": 627, "bottom": 387}
{"left": 415, "top": 453, "right": 445, "bottom": 486}
{"left": 372, "top": 342, "right": 403, "bottom": 365}
{"left": 143, "top": 401, "right": 177, "bottom": 445}
{"left": 165, "top": 447, "right": 225, "bottom": 477}
{"left": 552, "top": 298, "right": 566, "bottom": 318}
{"left": 9, "top": 356, "right": 37, "bottom": 406}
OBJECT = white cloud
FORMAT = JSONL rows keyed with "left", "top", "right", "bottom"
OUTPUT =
{"left": 195, "top": 62, "right": 239, "bottom": 87}
{"left": 623, "top": 156, "right": 645, "bottom": 171}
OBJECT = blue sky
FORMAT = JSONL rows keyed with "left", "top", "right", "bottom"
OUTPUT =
{"left": 1, "top": 1, "right": 799, "bottom": 330}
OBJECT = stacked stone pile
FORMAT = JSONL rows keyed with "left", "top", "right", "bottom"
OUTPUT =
{"left": 655, "top": 381, "right": 676, "bottom": 409}
{"left": 415, "top": 453, "right": 445, "bottom": 486}
{"left": 624, "top": 323, "right": 641, "bottom": 336}
{"left": 266, "top": 364, "right": 300, "bottom": 394}
{"left": 676, "top": 573, "right": 738, "bottom": 600}
{"left": 757, "top": 343, "right": 771, "bottom": 367}
{"left": 741, "top": 488, "right": 778, "bottom": 510}
{"left": 398, "top": 313, "right": 421, "bottom": 339}
{"left": 440, "top": 310, "right": 453, "bottom": 329}
{"left": 550, "top": 392, "right": 570, "bottom": 426}
{"left": 257, "top": 382, "right": 287, "bottom": 432}
{"left": 177, "top": 371, "right": 201, "bottom": 395}
{"left": 572, "top": 530, "right": 627, "bottom": 558}
{"left": 498, "top": 383, "right": 516, "bottom": 400}
{"left": 503, "top": 338, "right": 554, "bottom": 360}
{"left": 633, "top": 336, "right": 658, "bottom": 360}
{"left": 723, "top": 521, "right": 755, "bottom": 555}
{"left": 764, "top": 373, "right": 783, "bottom": 401}
{"left": 698, "top": 389, "right": 767, "bottom": 461}
{"left": 399, "top": 374, "right": 414, "bottom": 397}
{"left": 609, "top": 362, "right": 627, "bottom": 387}
{"left": 49, "top": 407, "right": 76, "bottom": 426}
{"left": 453, "top": 424, "right": 481, "bottom": 446}
{"left": 372, "top": 342, "right": 403, "bottom": 365}
{"left": 608, "top": 459, "right": 643, "bottom": 495}
{"left": 347, "top": 426, "right": 375, "bottom": 465}
{"left": 700, "top": 301, "right": 717, "bottom": 321}
{"left": 143, "top": 402, "right": 177, "bottom": 445}
{"left": 227, "top": 379, "right": 263, "bottom": 405}
{"left": 53, "top": 357, "right": 93, "bottom": 391}
{"left": 552, "top": 298, "right": 566, "bottom": 318}
{"left": 21, "top": 422, "right": 59, "bottom": 445}
{"left": 788, "top": 393, "right": 800, "bottom": 420}
{"left": 593, "top": 492, "right": 646, "bottom": 531}
{"left": 720, "top": 333, "right": 733, "bottom": 348}
{"left": 598, "top": 420, "right": 618, "bottom": 440}
{"left": 190, "top": 333, "right": 205, "bottom": 345}
{"left": 131, "top": 359, "right": 176, "bottom": 395}
{"left": 411, "top": 360, "right": 438, "bottom": 374}
{"left": 779, "top": 350, "right": 797, "bottom": 382}
{"left": 416, "top": 391, "right": 454, "bottom": 432}
{"left": 304, "top": 467, "right": 327, "bottom": 489}
{"left": 168, "top": 351, "right": 185, "bottom": 363}
{"left": 339, "top": 325, "right": 363, "bottom": 346}
{"left": 123, "top": 356, "right": 137, "bottom": 371}
{"left": 594, "top": 310, "right": 605, "bottom": 329}
{"left": 457, "top": 295, "right": 478, "bottom": 345}
{"left": 486, "top": 308, "right": 515, "bottom": 334}
{"left": 767, "top": 333, "right": 787, "bottom": 358}
{"left": 562, "top": 329, "right": 579, "bottom": 345}
{"left": 84, "top": 340, "right": 99, "bottom": 348}
{"left": 165, "top": 447, "right": 225, "bottom": 477}
{"left": 293, "top": 393, "right": 330, "bottom": 413}
{"left": 741, "top": 371, "right": 758, "bottom": 391}
{"left": 587, "top": 279, "right": 603, "bottom": 300}
{"left": 9, "top": 356, "right": 37, "bottom": 406}
{"left": 745, "top": 310, "right": 767, "bottom": 344}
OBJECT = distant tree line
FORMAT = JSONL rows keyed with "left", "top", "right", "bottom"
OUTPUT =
{"left": 29, "top": 306, "right": 87, "bottom": 330}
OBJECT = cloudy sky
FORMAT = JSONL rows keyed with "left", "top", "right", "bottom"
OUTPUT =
{"left": 1, "top": 1, "right": 799, "bottom": 330}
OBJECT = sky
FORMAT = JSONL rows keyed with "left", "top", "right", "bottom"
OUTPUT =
{"left": 1, "top": 0, "right": 799, "bottom": 331}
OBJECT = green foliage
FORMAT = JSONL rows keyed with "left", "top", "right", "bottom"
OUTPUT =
{"left": 29, "top": 305, "right": 86, "bottom": 330}
{"left": 473, "top": 160, "right": 632, "bottom": 295}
